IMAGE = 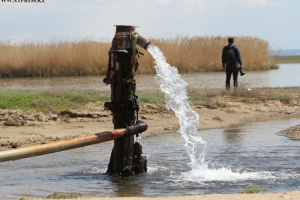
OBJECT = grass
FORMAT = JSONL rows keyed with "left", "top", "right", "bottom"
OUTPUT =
{"left": 0, "top": 91, "right": 165, "bottom": 113}
{"left": 1, "top": 87, "right": 299, "bottom": 113}
{"left": 238, "top": 184, "right": 268, "bottom": 194}
{"left": 0, "top": 90, "right": 111, "bottom": 113}
{"left": 274, "top": 55, "right": 300, "bottom": 64}
{"left": 187, "top": 85, "right": 300, "bottom": 107}
{"left": 0, "top": 35, "right": 277, "bottom": 77}
{"left": 138, "top": 93, "right": 164, "bottom": 104}
{"left": 47, "top": 193, "right": 81, "bottom": 199}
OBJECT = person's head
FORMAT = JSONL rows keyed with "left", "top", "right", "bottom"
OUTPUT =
{"left": 228, "top": 37, "right": 234, "bottom": 44}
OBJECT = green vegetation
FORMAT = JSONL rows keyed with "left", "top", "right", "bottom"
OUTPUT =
{"left": 187, "top": 85, "right": 300, "bottom": 108}
{"left": 47, "top": 193, "right": 81, "bottom": 199}
{"left": 0, "top": 90, "right": 110, "bottom": 113}
{"left": 0, "top": 36, "right": 277, "bottom": 77}
{"left": 274, "top": 55, "right": 300, "bottom": 64}
{"left": 238, "top": 184, "right": 268, "bottom": 194}
{"left": 138, "top": 93, "right": 164, "bottom": 104}
{"left": 0, "top": 91, "right": 165, "bottom": 112}
{"left": 1, "top": 87, "right": 299, "bottom": 113}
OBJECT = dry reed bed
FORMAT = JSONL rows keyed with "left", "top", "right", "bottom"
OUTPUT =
{"left": 0, "top": 36, "right": 277, "bottom": 77}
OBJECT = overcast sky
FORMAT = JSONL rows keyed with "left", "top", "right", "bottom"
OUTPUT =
{"left": 0, "top": 0, "right": 299, "bottom": 50}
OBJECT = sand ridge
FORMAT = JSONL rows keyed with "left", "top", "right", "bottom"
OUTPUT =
{"left": 1, "top": 97, "right": 300, "bottom": 151}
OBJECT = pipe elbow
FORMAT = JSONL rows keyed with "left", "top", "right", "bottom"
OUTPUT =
{"left": 137, "top": 35, "right": 150, "bottom": 51}
{"left": 125, "top": 120, "right": 148, "bottom": 136}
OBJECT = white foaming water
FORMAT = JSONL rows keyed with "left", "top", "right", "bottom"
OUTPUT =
{"left": 147, "top": 44, "right": 274, "bottom": 181}
{"left": 177, "top": 168, "right": 273, "bottom": 182}
{"left": 147, "top": 44, "right": 206, "bottom": 170}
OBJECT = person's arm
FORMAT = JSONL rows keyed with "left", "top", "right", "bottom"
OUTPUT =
{"left": 221, "top": 47, "right": 226, "bottom": 69}
{"left": 235, "top": 46, "right": 243, "bottom": 67}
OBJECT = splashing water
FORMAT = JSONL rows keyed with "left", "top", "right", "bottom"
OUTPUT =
{"left": 147, "top": 44, "right": 207, "bottom": 170}
{"left": 147, "top": 44, "right": 275, "bottom": 181}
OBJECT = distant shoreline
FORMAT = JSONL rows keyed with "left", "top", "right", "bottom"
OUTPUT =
{"left": 270, "top": 49, "right": 300, "bottom": 56}
{"left": 273, "top": 55, "right": 300, "bottom": 64}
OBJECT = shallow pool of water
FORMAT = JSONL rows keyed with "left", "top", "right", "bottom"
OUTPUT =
{"left": 1, "top": 63, "right": 300, "bottom": 92}
{"left": 1, "top": 116, "right": 300, "bottom": 199}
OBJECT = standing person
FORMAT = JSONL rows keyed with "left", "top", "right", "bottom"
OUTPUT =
{"left": 222, "top": 37, "right": 243, "bottom": 90}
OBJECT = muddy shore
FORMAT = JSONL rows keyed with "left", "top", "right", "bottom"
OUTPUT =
{"left": 56, "top": 192, "right": 300, "bottom": 200}
{"left": 1, "top": 95, "right": 300, "bottom": 151}
{"left": 22, "top": 191, "right": 296, "bottom": 200}
{"left": 281, "top": 124, "right": 300, "bottom": 140}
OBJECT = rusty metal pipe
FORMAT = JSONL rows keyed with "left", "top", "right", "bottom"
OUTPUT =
{"left": 0, "top": 121, "right": 148, "bottom": 163}
{"left": 137, "top": 35, "right": 150, "bottom": 50}
{"left": 113, "top": 25, "right": 150, "bottom": 51}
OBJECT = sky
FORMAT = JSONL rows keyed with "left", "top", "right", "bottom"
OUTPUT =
{"left": 0, "top": 0, "right": 299, "bottom": 50}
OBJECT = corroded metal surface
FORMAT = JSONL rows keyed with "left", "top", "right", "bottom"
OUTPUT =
{"left": 105, "top": 25, "right": 149, "bottom": 176}
{"left": 0, "top": 121, "right": 148, "bottom": 162}
{"left": 137, "top": 35, "right": 150, "bottom": 50}
{"left": 110, "top": 25, "right": 150, "bottom": 54}
{"left": 115, "top": 25, "right": 136, "bottom": 33}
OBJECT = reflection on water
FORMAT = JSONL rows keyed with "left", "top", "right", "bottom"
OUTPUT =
{"left": 112, "top": 176, "right": 145, "bottom": 197}
{"left": 1, "top": 116, "right": 300, "bottom": 199}
{"left": 223, "top": 128, "right": 244, "bottom": 145}
{"left": 0, "top": 64, "right": 299, "bottom": 92}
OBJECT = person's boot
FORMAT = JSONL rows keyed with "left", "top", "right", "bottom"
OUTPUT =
{"left": 226, "top": 83, "right": 230, "bottom": 90}
{"left": 234, "top": 81, "right": 238, "bottom": 88}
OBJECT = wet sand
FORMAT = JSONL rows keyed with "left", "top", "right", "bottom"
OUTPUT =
{"left": 281, "top": 124, "right": 300, "bottom": 140}
{"left": 30, "top": 191, "right": 300, "bottom": 200}
{"left": 1, "top": 96, "right": 300, "bottom": 151}
{"left": 67, "top": 192, "right": 300, "bottom": 200}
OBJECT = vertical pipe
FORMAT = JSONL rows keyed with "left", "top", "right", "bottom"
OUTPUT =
{"left": 105, "top": 25, "right": 149, "bottom": 176}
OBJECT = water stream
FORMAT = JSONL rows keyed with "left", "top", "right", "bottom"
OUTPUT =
{"left": 1, "top": 116, "right": 300, "bottom": 199}
{"left": 147, "top": 44, "right": 206, "bottom": 169}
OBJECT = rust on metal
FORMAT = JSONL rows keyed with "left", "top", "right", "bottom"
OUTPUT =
{"left": 0, "top": 121, "right": 147, "bottom": 163}
{"left": 104, "top": 25, "right": 150, "bottom": 86}
{"left": 105, "top": 25, "right": 150, "bottom": 176}
{"left": 137, "top": 35, "right": 150, "bottom": 50}
{"left": 115, "top": 25, "right": 137, "bottom": 33}
{"left": 116, "top": 79, "right": 135, "bottom": 85}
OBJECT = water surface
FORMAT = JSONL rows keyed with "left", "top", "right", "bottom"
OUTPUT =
{"left": 1, "top": 116, "right": 300, "bottom": 199}
{"left": 0, "top": 63, "right": 300, "bottom": 92}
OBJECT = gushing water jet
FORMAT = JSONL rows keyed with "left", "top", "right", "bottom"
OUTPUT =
{"left": 147, "top": 44, "right": 207, "bottom": 170}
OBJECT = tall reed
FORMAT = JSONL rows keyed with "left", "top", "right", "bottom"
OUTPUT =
{"left": 0, "top": 38, "right": 110, "bottom": 77}
{"left": 140, "top": 35, "right": 278, "bottom": 73}
{"left": 0, "top": 36, "right": 277, "bottom": 77}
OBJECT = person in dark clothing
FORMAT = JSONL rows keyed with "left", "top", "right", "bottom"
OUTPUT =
{"left": 222, "top": 37, "right": 243, "bottom": 90}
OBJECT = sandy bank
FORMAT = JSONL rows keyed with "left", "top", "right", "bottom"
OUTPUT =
{"left": 1, "top": 96, "right": 300, "bottom": 151}
{"left": 281, "top": 124, "right": 300, "bottom": 140}
{"left": 33, "top": 191, "right": 300, "bottom": 200}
